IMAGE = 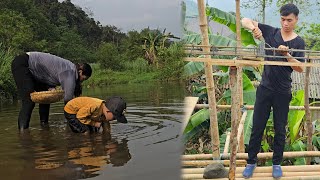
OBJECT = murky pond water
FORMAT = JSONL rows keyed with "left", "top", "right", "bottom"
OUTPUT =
{"left": 0, "top": 82, "right": 186, "bottom": 180}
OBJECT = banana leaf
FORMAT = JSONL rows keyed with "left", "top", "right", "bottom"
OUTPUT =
{"left": 288, "top": 90, "right": 305, "bottom": 143}
{"left": 183, "top": 108, "right": 210, "bottom": 134}
{"left": 206, "top": 7, "right": 256, "bottom": 46}
{"left": 291, "top": 140, "right": 306, "bottom": 165}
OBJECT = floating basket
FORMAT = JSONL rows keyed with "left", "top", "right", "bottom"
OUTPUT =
{"left": 30, "top": 90, "right": 64, "bottom": 104}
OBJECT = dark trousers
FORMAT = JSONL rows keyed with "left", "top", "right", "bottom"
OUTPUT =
{"left": 247, "top": 85, "right": 292, "bottom": 165}
{"left": 11, "top": 54, "right": 50, "bottom": 130}
{"left": 64, "top": 111, "right": 100, "bottom": 133}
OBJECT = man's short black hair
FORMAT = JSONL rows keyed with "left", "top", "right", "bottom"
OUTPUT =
{"left": 280, "top": 3, "right": 299, "bottom": 17}
{"left": 81, "top": 63, "right": 92, "bottom": 77}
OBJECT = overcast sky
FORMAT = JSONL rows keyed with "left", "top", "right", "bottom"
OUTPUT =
{"left": 70, "top": 0, "right": 183, "bottom": 37}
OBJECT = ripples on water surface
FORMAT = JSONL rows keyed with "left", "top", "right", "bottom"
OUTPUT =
{"left": 0, "top": 83, "right": 186, "bottom": 180}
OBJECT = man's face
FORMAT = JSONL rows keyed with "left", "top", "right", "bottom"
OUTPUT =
{"left": 79, "top": 70, "right": 89, "bottom": 82}
{"left": 280, "top": 13, "right": 298, "bottom": 32}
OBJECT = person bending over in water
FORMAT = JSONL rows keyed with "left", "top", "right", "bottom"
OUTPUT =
{"left": 11, "top": 52, "right": 92, "bottom": 131}
{"left": 64, "top": 96, "right": 128, "bottom": 133}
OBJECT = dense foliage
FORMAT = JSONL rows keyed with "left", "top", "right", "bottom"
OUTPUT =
{"left": 0, "top": 0, "right": 185, "bottom": 100}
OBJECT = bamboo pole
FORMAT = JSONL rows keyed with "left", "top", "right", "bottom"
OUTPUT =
{"left": 196, "top": 0, "right": 220, "bottom": 158}
{"left": 182, "top": 171, "right": 320, "bottom": 177}
{"left": 229, "top": 65, "right": 239, "bottom": 179}
{"left": 237, "top": 111, "right": 248, "bottom": 150}
{"left": 184, "top": 57, "right": 320, "bottom": 67}
{"left": 182, "top": 151, "right": 320, "bottom": 160}
{"left": 195, "top": 104, "right": 320, "bottom": 110}
{"left": 237, "top": 68, "right": 245, "bottom": 154}
{"left": 235, "top": 172, "right": 320, "bottom": 178}
{"left": 224, "top": 132, "right": 231, "bottom": 154}
{"left": 304, "top": 59, "right": 313, "bottom": 165}
{"left": 234, "top": 0, "right": 245, "bottom": 154}
{"left": 182, "top": 174, "right": 320, "bottom": 180}
{"left": 185, "top": 44, "right": 320, "bottom": 53}
{"left": 229, "top": 1, "right": 244, "bottom": 178}
{"left": 182, "top": 165, "right": 320, "bottom": 174}
{"left": 182, "top": 160, "right": 247, "bottom": 167}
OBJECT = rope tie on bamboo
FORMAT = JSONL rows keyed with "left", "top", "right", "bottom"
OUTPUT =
{"left": 188, "top": 44, "right": 195, "bottom": 57}
{"left": 241, "top": 105, "right": 247, "bottom": 113}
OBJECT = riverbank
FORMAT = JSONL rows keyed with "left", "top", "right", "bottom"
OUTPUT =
{"left": 83, "top": 64, "right": 183, "bottom": 87}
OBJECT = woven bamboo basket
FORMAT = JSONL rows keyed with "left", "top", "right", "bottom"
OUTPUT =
{"left": 30, "top": 90, "right": 64, "bottom": 104}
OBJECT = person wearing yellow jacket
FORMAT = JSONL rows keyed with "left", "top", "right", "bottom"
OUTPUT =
{"left": 64, "top": 96, "right": 127, "bottom": 133}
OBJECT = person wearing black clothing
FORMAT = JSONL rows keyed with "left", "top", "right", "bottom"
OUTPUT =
{"left": 241, "top": 4, "right": 305, "bottom": 179}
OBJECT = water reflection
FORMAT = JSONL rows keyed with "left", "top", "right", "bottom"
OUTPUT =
{"left": 0, "top": 82, "right": 185, "bottom": 180}
{"left": 17, "top": 128, "right": 132, "bottom": 179}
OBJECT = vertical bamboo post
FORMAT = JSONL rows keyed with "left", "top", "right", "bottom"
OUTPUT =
{"left": 304, "top": 59, "right": 312, "bottom": 165}
{"left": 197, "top": 0, "right": 220, "bottom": 158}
{"left": 224, "top": 132, "right": 231, "bottom": 154}
{"left": 229, "top": 67, "right": 239, "bottom": 180}
{"left": 236, "top": 0, "right": 245, "bottom": 153}
{"left": 229, "top": 0, "right": 242, "bottom": 179}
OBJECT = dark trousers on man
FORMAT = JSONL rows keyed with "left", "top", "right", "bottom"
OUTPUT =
{"left": 247, "top": 85, "right": 292, "bottom": 165}
{"left": 11, "top": 54, "right": 50, "bottom": 130}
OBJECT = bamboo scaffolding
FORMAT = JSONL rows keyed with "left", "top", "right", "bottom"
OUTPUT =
{"left": 182, "top": 165, "right": 320, "bottom": 174}
{"left": 184, "top": 44, "right": 320, "bottom": 56}
{"left": 196, "top": 0, "right": 220, "bottom": 158}
{"left": 182, "top": 151, "right": 320, "bottom": 160}
{"left": 182, "top": 160, "right": 247, "bottom": 167}
{"left": 186, "top": 1, "right": 320, "bottom": 179}
{"left": 195, "top": 104, "right": 320, "bottom": 110}
{"left": 184, "top": 57, "right": 320, "bottom": 67}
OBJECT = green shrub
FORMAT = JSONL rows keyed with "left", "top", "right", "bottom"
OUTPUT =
{"left": 157, "top": 42, "right": 185, "bottom": 80}
{"left": 0, "top": 46, "right": 16, "bottom": 100}
{"left": 122, "top": 57, "right": 152, "bottom": 73}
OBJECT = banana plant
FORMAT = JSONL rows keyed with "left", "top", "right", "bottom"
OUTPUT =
{"left": 183, "top": 6, "right": 258, "bottom": 76}
{"left": 183, "top": 33, "right": 237, "bottom": 76}
{"left": 183, "top": 69, "right": 256, "bottom": 144}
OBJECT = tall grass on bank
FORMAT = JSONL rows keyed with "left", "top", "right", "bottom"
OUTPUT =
{"left": 122, "top": 57, "right": 152, "bottom": 73}
{"left": 82, "top": 62, "right": 159, "bottom": 87}
{"left": 0, "top": 46, "right": 15, "bottom": 101}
